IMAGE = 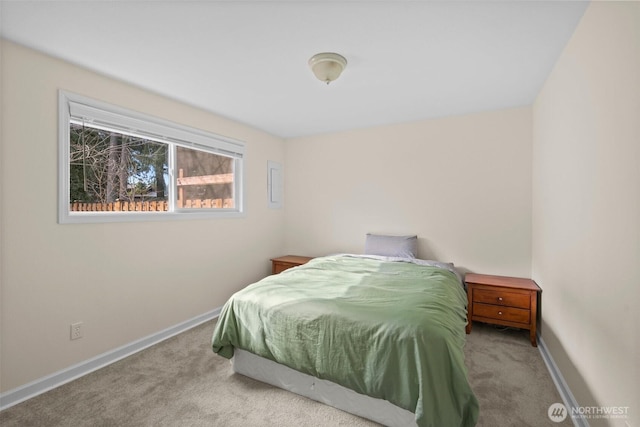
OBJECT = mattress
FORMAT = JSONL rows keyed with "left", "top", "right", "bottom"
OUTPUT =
{"left": 233, "top": 348, "right": 417, "bottom": 427}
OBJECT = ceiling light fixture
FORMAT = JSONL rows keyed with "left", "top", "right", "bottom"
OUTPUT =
{"left": 308, "top": 52, "right": 347, "bottom": 85}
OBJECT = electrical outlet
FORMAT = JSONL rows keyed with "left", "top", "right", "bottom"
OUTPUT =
{"left": 70, "top": 322, "right": 83, "bottom": 340}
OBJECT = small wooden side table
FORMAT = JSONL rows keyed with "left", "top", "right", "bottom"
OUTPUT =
{"left": 465, "top": 273, "right": 541, "bottom": 347}
{"left": 271, "top": 255, "right": 314, "bottom": 274}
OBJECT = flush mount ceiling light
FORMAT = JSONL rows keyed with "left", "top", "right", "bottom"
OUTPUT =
{"left": 308, "top": 52, "right": 347, "bottom": 85}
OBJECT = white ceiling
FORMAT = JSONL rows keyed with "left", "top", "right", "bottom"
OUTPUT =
{"left": 1, "top": 1, "right": 589, "bottom": 138}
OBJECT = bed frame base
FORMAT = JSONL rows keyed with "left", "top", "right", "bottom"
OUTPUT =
{"left": 232, "top": 349, "right": 417, "bottom": 427}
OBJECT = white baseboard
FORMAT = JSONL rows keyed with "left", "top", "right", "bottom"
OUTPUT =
{"left": 537, "top": 335, "right": 590, "bottom": 427}
{"left": 0, "top": 307, "right": 221, "bottom": 411}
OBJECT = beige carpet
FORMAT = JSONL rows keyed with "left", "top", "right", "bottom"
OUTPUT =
{"left": 0, "top": 320, "right": 570, "bottom": 426}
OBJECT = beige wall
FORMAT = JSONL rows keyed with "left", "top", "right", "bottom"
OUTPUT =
{"left": 0, "top": 40, "right": 285, "bottom": 392}
{"left": 284, "top": 107, "right": 533, "bottom": 277}
{"left": 532, "top": 2, "right": 640, "bottom": 425}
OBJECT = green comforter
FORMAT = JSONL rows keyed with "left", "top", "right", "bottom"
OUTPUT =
{"left": 211, "top": 255, "right": 479, "bottom": 427}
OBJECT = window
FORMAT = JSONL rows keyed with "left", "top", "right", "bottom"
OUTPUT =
{"left": 59, "top": 91, "right": 245, "bottom": 223}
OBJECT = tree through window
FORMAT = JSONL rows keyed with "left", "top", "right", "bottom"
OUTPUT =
{"left": 70, "top": 123, "right": 169, "bottom": 206}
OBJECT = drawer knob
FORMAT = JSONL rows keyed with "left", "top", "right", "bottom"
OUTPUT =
{"left": 498, "top": 297, "right": 503, "bottom": 301}
{"left": 498, "top": 311, "right": 503, "bottom": 315}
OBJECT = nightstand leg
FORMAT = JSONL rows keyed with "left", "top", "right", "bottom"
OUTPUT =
{"left": 466, "top": 288, "right": 473, "bottom": 334}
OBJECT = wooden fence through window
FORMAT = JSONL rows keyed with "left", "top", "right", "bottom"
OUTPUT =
{"left": 71, "top": 170, "right": 234, "bottom": 212}
{"left": 70, "top": 198, "right": 233, "bottom": 212}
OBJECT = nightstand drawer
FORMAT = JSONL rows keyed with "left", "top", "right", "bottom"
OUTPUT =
{"left": 271, "top": 256, "right": 314, "bottom": 274}
{"left": 473, "top": 289, "right": 530, "bottom": 309}
{"left": 273, "top": 262, "right": 297, "bottom": 274}
{"left": 473, "top": 303, "right": 530, "bottom": 324}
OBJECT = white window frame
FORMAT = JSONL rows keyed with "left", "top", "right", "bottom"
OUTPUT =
{"left": 58, "top": 90, "right": 245, "bottom": 224}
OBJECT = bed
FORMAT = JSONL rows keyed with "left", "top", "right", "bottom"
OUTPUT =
{"left": 211, "top": 253, "right": 479, "bottom": 427}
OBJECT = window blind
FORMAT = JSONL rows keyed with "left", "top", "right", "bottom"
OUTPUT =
{"left": 68, "top": 100, "right": 245, "bottom": 158}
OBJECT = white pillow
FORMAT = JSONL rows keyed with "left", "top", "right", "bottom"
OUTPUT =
{"left": 364, "top": 234, "right": 418, "bottom": 258}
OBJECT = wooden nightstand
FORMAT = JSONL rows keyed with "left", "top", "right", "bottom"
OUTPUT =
{"left": 465, "top": 273, "right": 541, "bottom": 347}
{"left": 271, "top": 255, "right": 314, "bottom": 274}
